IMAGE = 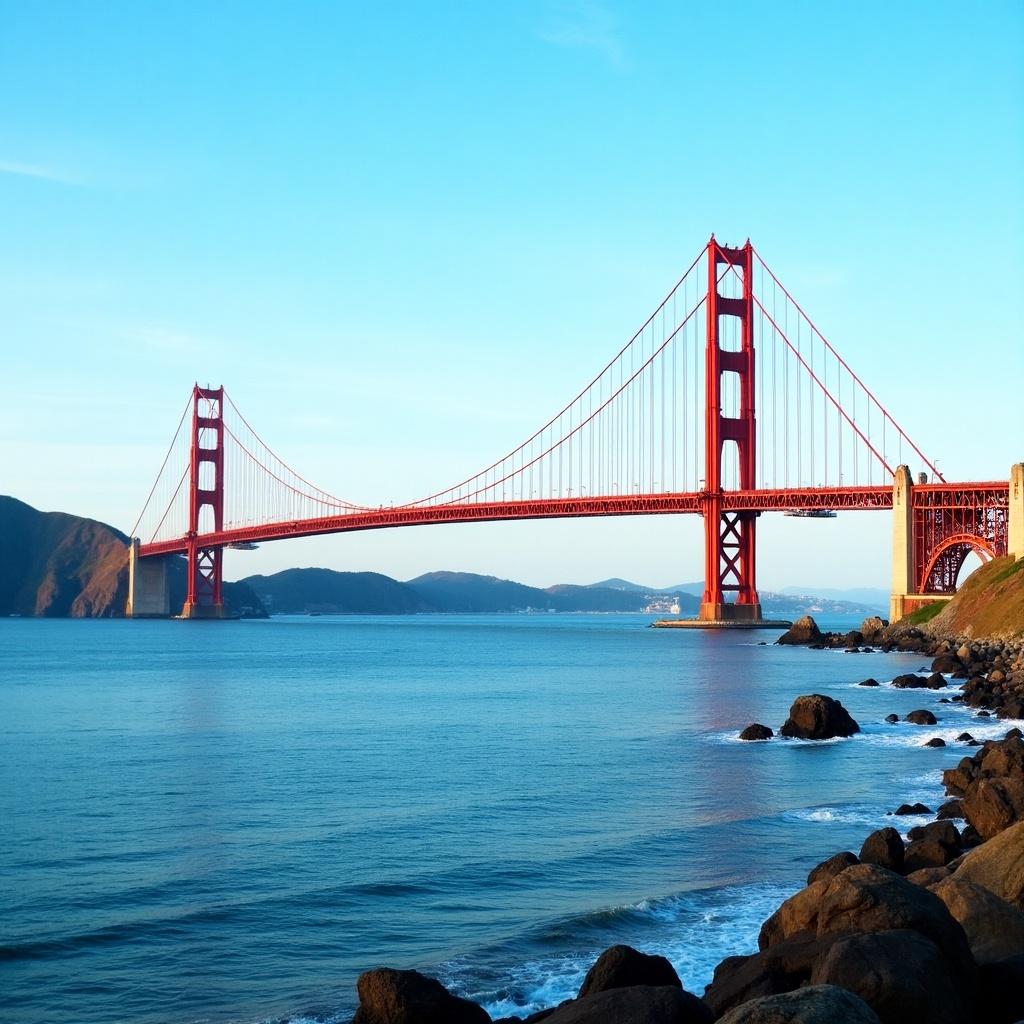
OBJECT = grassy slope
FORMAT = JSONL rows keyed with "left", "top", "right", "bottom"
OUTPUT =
{"left": 918, "top": 556, "right": 1024, "bottom": 638}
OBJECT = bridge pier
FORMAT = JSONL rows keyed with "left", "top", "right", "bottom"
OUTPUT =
{"left": 126, "top": 539, "right": 170, "bottom": 617}
{"left": 1010, "top": 463, "right": 1024, "bottom": 561}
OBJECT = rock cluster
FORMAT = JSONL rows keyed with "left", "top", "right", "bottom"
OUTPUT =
{"left": 347, "top": 620, "right": 1024, "bottom": 1024}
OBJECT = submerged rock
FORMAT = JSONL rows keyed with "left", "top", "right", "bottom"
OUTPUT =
{"left": 779, "top": 695, "right": 860, "bottom": 740}
{"left": 906, "top": 709, "right": 937, "bottom": 726}
{"left": 858, "top": 677, "right": 880, "bottom": 687}
{"left": 739, "top": 723, "right": 774, "bottom": 741}
{"left": 924, "top": 737, "right": 947, "bottom": 747}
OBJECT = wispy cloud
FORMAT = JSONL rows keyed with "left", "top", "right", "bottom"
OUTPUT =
{"left": 0, "top": 159, "right": 78, "bottom": 185}
{"left": 539, "top": 1, "right": 626, "bottom": 68}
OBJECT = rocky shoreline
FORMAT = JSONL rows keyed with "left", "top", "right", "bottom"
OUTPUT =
{"left": 347, "top": 618, "right": 1024, "bottom": 1024}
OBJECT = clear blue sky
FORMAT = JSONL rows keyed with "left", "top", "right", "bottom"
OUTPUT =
{"left": 2, "top": 1, "right": 1022, "bottom": 590}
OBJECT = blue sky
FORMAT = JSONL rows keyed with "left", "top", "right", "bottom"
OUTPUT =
{"left": 2, "top": 1, "right": 1022, "bottom": 590}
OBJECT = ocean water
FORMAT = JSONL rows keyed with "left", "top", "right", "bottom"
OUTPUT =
{"left": 0, "top": 614, "right": 1013, "bottom": 1024}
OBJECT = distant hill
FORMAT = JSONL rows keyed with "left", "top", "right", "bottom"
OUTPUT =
{"left": 241, "top": 568, "right": 700, "bottom": 614}
{"left": 0, "top": 496, "right": 265, "bottom": 618}
{"left": 781, "top": 584, "right": 889, "bottom": 607}
{"left": 245, "top": 568, "right": 430, "bottom": 614}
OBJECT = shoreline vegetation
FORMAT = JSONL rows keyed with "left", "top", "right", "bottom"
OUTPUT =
{"left": 348, "top": 604, "right": 1024, "bottom": 1023}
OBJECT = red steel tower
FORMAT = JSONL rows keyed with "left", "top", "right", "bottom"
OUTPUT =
{"left": 182, "top": 385, "right": 226, "bottom": 618}
{"left": 700, "top": 239, "right": 761, "bottom": 622}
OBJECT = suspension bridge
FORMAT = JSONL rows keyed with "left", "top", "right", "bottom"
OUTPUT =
{"left": 127, "top": 237, "right": 1023, "bottom": 623}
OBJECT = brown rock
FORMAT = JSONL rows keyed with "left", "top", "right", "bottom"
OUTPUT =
{"left": 739, "top": 724, "right": 774, "bottom": 741}
{"left": 758, "top": 880, "right": 830, "bottom": 950}
{"left": 541, "top": 985, "right": 713, "bottom": 1024}
{"left": 577, "top": 945, "right": 681, "bottom": 998}
{"left": 703, "top": 935, "right": 837, "bottom": 1018}
{"left": 961, "top": 777, "right": 1024, "bottom": 839}
{"left": 906, "top": 867, "right": 951, "bottom": 886}
{"left": 930, "top": 875, "right": 1024, "bottom": 964}
{"left": 779, "top": 695, "right": 859, "bottom": 740}
{"left": 905, "top": 709, "right": 937, "bottom": 725}
{"left": 859, "top": 828, "right": 904, "bottom": 873}
{"left": 717, "top": 985, "right": 881, "bottom": 1024}
{"left": 807, "top": 851, "right": 859, "bottom": 885}
{"left": 777, "top": 616, "right": 824, "bottom": 646}
{"left": 955, "top": 820, "right": 1024, "bottom": 908}
{"left": 809, "top": 929, "right": 972, "bottom": 1024}
{"left": 353, "top": 968, "right": 490, "bottom": 1024}
{"left": 814, "top": 864, "right": 974, "bottom": 972}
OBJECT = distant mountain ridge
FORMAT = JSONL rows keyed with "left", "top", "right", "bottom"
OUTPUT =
{"left": 244, "top": 569, "right": 696, "bottom": 615}
{"left": 242, "top": 568, "right": 886, "bottom": 617}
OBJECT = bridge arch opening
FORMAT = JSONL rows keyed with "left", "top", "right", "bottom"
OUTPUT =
{"left": 920, "top": 534, "right": 996, "bottom": 595}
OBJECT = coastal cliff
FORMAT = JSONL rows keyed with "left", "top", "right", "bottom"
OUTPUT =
{"left": 0, "top": 496, "right": 265, "bottom": 618}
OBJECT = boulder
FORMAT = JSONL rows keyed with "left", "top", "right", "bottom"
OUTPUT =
{"left": 577, "top": 945, "right": 681, "bottom": 998}
{"left": 814, "top": 864, "right": 974, "bottom": 973}
{"left": 739, "top": 724, "right": 774, "bottom": 741}
{"left": 936, "top": 799, "right": 964, "bottom": 820}
{"left": 892, "top": 802, "right": 930, "bottom": 816}
{"left": 892, "top": 673, "right": 929, "bottom": 689}
{"left": 925, "top": 673, "right": 947, "bottom": 689}
{"left": 540, "top": 985, "right": 713, "bottom": 1024}
{"left": 906, "top": 867, "right": 951, "bottom": 887}
{"left": 808, "top": 928, "right": 973, "bottom": 1024}
{"left": 961, "top": 777, "right": 1024, "bottom": 839}
{"left": 977, "top": 954, "right": 1024, "bottom": 1024}
{"left": 858, "top": 678, "right": 880, "bottom": 687}
{"left": 924, "top": 737, "right": 946, "bottom": 747}
{"left": 353, "top": 968, "right": 490, "bottom": 1024}
{"left": 860, "top": 616, "right": 888, "bottom": 644}
{"left": 903, "top": 821, "right": 961, "bottom": 872}
{"left": 931, "top": 654, "right": 962, "bottom": 674}
{"left": 807, "top": 851, "right": 859, "bottom": 886}
{"left": 717, "top": 985, "right": 881, "bottom": 1024}
{"left": 779, "top": 695, "right": 859, "bottom": 740}
{"left": 759, "top": 880, "right": 830, "bottom": 949}
{"left": 703, "top": 935, "right": 838, "bottom": 1018}
{"left": 930, "top": 875, "right": 1024, "bottom": 964}
{"left": 906, "top": 709, "right": 937, "bottom": 725}
{"left": 859, "top": 828, "right": 905, "bottom": 872}
{"left": 777, "top": 616, "right": 824, "bottom": 646}
{"left": 955, "top": 733, "right": 975, "bottom": 743}
{"left": 884, "top": 714, "right": 900, "bottom": 724}
{"left": 954, "top": 820, "right": 1024, "bottom": 908}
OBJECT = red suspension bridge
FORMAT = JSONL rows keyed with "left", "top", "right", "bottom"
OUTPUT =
{"left": 127, "top": 237, "right": 1023, "bottom": 622}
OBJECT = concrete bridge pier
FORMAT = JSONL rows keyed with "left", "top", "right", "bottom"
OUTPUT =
{"left": 126, "top": 539, "right": 170, "bottom": 617}
{"left": 1010, "top": 463, "right": 1024, "bottom": 561}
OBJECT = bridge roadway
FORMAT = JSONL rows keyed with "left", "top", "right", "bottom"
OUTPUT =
{"left": 139, "top": 480, "right": 1010, "bottom": 558}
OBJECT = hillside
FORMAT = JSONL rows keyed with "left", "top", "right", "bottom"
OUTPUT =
{"left": 0, "top": 496, "right": 265, "bottom": 618}
{"left": 244, "top": 569, "right": 431, "bottom": 614}
{"left": 0, "top": 496, "right": 129, "bottom": 616}
{"left": 909, "top": 556, "right": 1024, "bottom": 639}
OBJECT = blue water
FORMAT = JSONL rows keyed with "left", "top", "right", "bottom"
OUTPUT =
{"left": 1, "top": 614, "right": 1013, "bottom": 1024}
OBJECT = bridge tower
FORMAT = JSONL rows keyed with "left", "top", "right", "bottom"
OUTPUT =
{"left": 182, "top": 385, "right": 226, "bottom": 619}
{"left": 699, "top": 239, "right": 761, "bottom": 623}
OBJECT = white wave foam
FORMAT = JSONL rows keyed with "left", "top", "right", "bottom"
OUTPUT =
{"left": 440, "top": 882, "right": 796, "bottom": 1018}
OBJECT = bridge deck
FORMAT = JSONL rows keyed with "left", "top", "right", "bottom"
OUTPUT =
{"left": 138, "top": 481, "right": 1009, "bottom": 557}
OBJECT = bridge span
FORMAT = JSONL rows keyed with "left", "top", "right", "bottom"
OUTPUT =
{"left": 127, "top": 238, "right": 1023, "bottom": 622}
